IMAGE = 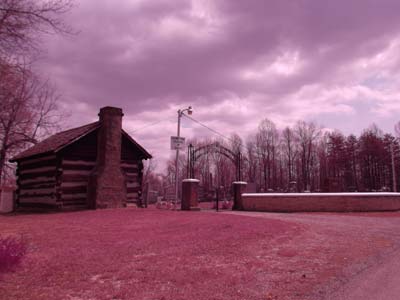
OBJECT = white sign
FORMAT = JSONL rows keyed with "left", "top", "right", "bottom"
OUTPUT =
{"left": 170, "top": 136, "right": 185, "bottom": 150}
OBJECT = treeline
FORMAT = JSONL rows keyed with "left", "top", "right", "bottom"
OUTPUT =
{"left": 164, "top": 119, "right": 400, "bottom": 194}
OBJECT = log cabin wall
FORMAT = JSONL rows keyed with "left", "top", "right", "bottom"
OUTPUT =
{"left": 58, "top": 130, "right": 97, "bottom": 209}
{"left": 16, "top": 153, "right": 59, "bottom": 208}
{"left": 11, "top": 107, "right": 152, "bottom": 211}
{"left": 121, "top": 134, "right": 144, "bottom": 205}
{"left": 14, "top": 128, "right": 149, "bottom": 210}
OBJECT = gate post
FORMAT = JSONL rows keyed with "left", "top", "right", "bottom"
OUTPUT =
{"left": 232, "top": 181, "right": 247, "bottom": 210}
{"left": 181, "top": 179, "right": 200, "bottom": 211}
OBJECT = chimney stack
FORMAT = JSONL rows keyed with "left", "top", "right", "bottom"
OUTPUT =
{"left": 88, "top": 106, "right": 127, "bottom": 208}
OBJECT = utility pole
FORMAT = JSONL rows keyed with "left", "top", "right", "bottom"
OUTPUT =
{"left": 175, "top": 106, "right": 193, "bottom": 206}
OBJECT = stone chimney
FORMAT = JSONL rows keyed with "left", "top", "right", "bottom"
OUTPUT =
{"left": 88, "top": 106, "right": 127, "bottom": 209}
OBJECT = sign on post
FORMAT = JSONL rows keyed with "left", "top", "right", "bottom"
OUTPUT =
{"left": 171, "top": 136, "right": 185, "bottom": 150}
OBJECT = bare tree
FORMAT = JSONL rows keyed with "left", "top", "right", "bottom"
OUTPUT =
{"left": 245, "top": 135, "right": 258, "bottom": 184}
{"left": 281, "top": 126, "right": 297, "bottom": 186}
{"left": 256, "top": 118, "right": 279, "bottom": 191}
{"left": 0, "top": 0, "right": 73, "bottom": 183}
{"left": 142, "top": 158, "right": 157, "bottom": 187}
{"left": 295, "top": 121, "right": 321, "bottom": 191}
{"left": 344, "top": 134, "right": 359, "bottom": 191}
{"left": 0, "top": 63, "right": 62, "bottom": 182}
{"left": 0, "top": 0, "right": 73, "bottom": 58}
{"left": 229, "top": 133, "right": 243, "bottom": 155}
{"left": 395, "top": 121, "right": 400, "bottom": 139}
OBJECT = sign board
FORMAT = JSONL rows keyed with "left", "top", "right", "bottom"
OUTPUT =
{"left": 170, "top": 136, "right": 185, "bottom": 150}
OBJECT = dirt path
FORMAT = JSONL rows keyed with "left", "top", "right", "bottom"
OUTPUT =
{"left": 224, "top": 210, "right": 400, "bottom": 300}
{"left": 324, "top": 249, "right": 400, "bottom": 300}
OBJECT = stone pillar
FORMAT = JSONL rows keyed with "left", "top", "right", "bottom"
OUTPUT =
{"left": 232, "top": 181, "right": 247, "bottom": 210}
{"left": 181, "top": 179, "right": 200, "bottom": 211}
{"left": 88, "top": 106, "right": 127, "bottom": 209}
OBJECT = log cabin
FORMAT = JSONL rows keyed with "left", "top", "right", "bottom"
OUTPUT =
{"left": 10, "top": 106, "right": 152, "bottom": 210}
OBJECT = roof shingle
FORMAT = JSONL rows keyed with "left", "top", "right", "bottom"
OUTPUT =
{"left": 10, "top": 122, "right": 100, "bottom": 161}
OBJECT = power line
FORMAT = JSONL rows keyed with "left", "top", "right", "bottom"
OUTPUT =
{"left": 131, "top": 118, "right": 174, "bottom": 133}
{"left": 183, "top": 114, "right": 232, "bottom": 141}
{"left": 131, "top": 113, "right": 249, "bottom": 152}
{"left": 183, "top": 114, "right": 245, "bottom": 148}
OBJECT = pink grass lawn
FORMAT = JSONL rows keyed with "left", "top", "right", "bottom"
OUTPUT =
{"left": 1, "top": 208, "right": 400, "bottom": 300}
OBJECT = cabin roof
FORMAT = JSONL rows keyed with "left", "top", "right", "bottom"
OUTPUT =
{"left": 10, "top": 122, "right": 152, "bottom": 162}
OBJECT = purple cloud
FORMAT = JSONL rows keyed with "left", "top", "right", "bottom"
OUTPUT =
{"left": 37, "top": 0, "right": 400, "bottom": 167}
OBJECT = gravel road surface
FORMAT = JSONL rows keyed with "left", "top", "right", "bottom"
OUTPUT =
{"left": 325, "top": 249, "right": 400, "bottom": 300}
{"left": 225, "top": 210, "right": 400, "bottom": 300}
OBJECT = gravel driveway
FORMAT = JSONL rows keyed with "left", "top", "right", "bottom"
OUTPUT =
{"left": 225, "top": 210, "right": 400, "bottom": 300}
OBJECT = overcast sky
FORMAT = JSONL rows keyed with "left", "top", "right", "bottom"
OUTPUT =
{"left": 38, "top": 0, "right": 400, "bottom": 169}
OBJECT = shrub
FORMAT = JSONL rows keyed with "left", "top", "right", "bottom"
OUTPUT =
{"left": 0, "top": 236, "right": 27, "bottom": 273}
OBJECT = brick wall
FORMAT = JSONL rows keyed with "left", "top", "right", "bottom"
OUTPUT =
{"left": 242, "top": 193, "right": 400, "bottom": 212}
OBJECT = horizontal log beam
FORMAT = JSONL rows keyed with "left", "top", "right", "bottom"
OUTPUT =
{"left": 19, "top": 159, "right": 57, "bottom": 170}
{"left": 62, "top": 160, "right": 95, "bottom": 166}
{"left": 20, "top": 188, "right": 55, "bottom": 196}
{"left": 122, "top": 168, "right": 139, "bottom": 173}
{"left": 18, "top": 171, "right": 56, "bottom": 180}
{"left": 121, "top": 160, "right": 138, "bottom": 164}
{"left": 19, "top": 193, "right": 55, "bottom": 199}
{"left": 121, "top": 163, "right": 138, "bottom": 168}
{"left": 62, "top": 170, "right": 92, "bottom": 176}
{"left": 19, "top": 155, "right": 57, "bottom": 166}
{"left": 18, "top": 196, "right": 56, "bottom": 204}
{"left": 61, "top": 186, "right": 87, "bottom": 194}
{"left": 127, "top": 187, "right": 140, "bottom": 193}
{"left": 62, "top": 164, "right": 94, "bottom": 171}
{"left": 20, "top": 166, "right": 56, "bottom": 175}
{"left": 19, "top": 183, "right": 55, "bottom": 190}
{"left": 125, "top": 172, "right": 139, "bottom": 177}
{"left": 61, "top": 203, "right": 87, "bottom": 208}
{"left": 61, "top": 174, "right": 90, "bottom": 182}
{"left": 61, "top": 181, "right": 88, "bottom": 188}
{"left": 18, "top": 202, "right": 59, "bottom": 209}
{"left": 61, "top": 193, "right": 87, "bottom": 200}
{"left": 127, "top": 182, "right": 139, "bottom": 188}
{"left": 19, "top": 177, "right": 55, "bottom": 185}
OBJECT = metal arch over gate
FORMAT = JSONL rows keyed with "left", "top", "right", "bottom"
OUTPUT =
{"left": 187, "top": 142, "right": 242, "bottom": 181}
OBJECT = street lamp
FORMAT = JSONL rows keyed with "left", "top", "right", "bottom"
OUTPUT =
{"left": 175, "top": 106, "right": 193, "bottom": 206}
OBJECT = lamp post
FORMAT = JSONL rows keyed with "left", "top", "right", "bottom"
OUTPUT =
{"left": 175, "top": 106, "right": 193, "bottom": 206}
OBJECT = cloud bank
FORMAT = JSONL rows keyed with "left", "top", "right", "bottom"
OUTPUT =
{"left": 38, "top": 0, "right": 400, "bottom": 168}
